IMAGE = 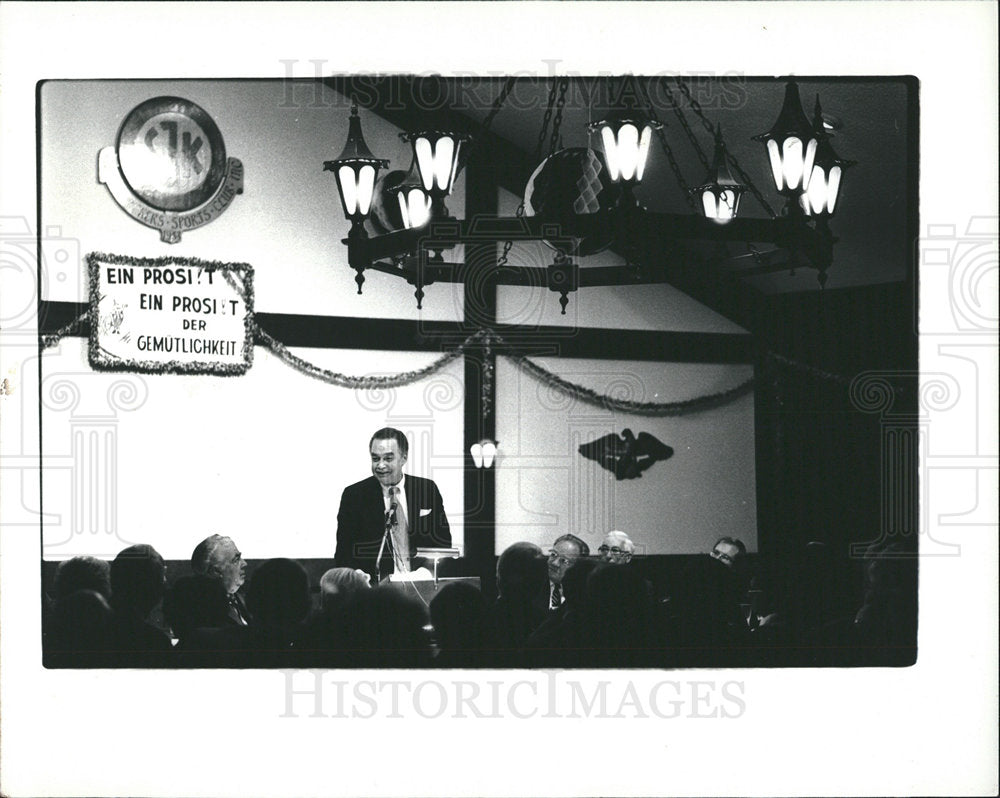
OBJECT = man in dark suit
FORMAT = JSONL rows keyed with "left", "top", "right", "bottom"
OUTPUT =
{"left": 334, "top": 427, "right": 451, "bottom": 582}
{"left": 191, "top": 534, "right": 251, "bottom": 626}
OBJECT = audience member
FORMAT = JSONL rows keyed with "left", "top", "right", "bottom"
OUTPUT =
{"left": 598, "top": 530, "right": 635, "bottom": 564}
{"left": 53, "top": 555, "right": 112, "bottom": 602}
{"left": 45, "top": 589, "right": 114, "bottom": 668}
{"left": 487, "top": 542, "right": 550, "bottom": 666}
{"left": 191, "top": 534, "right": 251, "bottom": 625}
{"left": 108, "top": 544, "right": 172, "bottom": 666}
{"left": 163, "top": 574, "right": 230, "bottom": 643}
{"left": 301, "top": 567, "right": 372, "bottom": 665}
{"left": 430, "top": 581, "right": 487, "bottom": 668}
{"left": 547, "top": 533, "right": 589, "bottom": 610}
{"left": 524, "top": 557, "right": 599, "bottom": 667}
{"left": 185, "top": 558, "right": 313, "bottom": 667}
{"left": 669, "top": 553, "right": 749, "bottom": 667}
{"left": 338, "top": 584, "right": 432, "bottom": 668}
{"left": 709, "top": 536, "right": 746, "bottom": 570}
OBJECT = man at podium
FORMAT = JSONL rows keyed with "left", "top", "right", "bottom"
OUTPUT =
{"left": 334, "top": 427, "right": 451, "bottom": 582}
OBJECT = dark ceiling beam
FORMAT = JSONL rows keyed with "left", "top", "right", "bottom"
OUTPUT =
{"left": 324, "top": 75, "right": 759, "bottom": 331}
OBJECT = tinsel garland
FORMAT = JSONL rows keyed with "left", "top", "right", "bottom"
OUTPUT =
{"left": 252, "top": 323, "right": 474, "bottom": 388}
{"left": 511, "top": 353, "right": 755, "bottom": 417}
{"left": 41, "top": 313, "right": 88, "bottom": 350}
{"left": 42, "top": 314, "right": 758, "bottom": 416}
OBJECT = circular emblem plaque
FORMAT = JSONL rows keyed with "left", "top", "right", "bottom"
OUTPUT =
{"left": 116, "top": 97, "right": 228, "bottom": 212}
{"left": 99, "top": 96, "right": 243, "bottom": 242}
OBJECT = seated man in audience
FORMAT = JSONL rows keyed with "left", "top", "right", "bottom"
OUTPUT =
{"left": 598, "top": 530, "right": 635, "bottom": 565}
{"left": 486, "top": 542, "right": 549, "bottom": 667}
{"left": 45, "top": 555, "right": 112, "bottom": 634}
{"left": 53, "top": 555, "right": 112, "bottom": 602}
{"left": 191, "top": 534, "right": 251, "bottom": 625}
{"left": 163, "top": 574, "right": 231, "bottom": 645}
{"left": 108, "top": 544, "right": 173, "bottom": 666}
{"left": 547, "top": 534, "right": 589, "bottom": 610}
{"left": 709, "top": 536, "right": 746, "bottom": 570}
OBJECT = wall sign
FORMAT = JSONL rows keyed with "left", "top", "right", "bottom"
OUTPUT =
{"left": 98, "top": 97, "right": 243, "bottom": 243}
{"left": 88, "top": 253, "right": 254, "bottom": 376}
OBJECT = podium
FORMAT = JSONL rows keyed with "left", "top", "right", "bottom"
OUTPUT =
{"left": 379, "top": 548, "right": 479, "bottom": 604}
{"left": 383, "top": 575, "right": 482, "bottom": 605}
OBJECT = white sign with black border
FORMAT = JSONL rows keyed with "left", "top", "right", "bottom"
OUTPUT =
{"left": 87, "top": 253, "right": 254, "bottom": 375}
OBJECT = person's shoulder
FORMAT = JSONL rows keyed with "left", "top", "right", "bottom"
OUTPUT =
{"left": 342, "top": 475, "right": 378, "bottom": 495}
{"left": 405, "top": 474, "right": 439, "bottom": 490}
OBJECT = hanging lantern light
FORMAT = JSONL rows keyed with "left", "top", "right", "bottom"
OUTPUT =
{"left": 753, "top": 80, "right": 818, "bottom": 197}
{"left": 800, "top": 96, "right": 856, "bottom": 218}
{"left": 402, "top": 124, "right": 471, "bottom": 199}
{"left": 588, "top": 110, "right": 661, "bottom": 185}
{"left": 389, "top": 157, "right": 434, "bottom": 229}
{"left": 691, "top": 124, "right": 745, "bottom": 224}
{"left": 324, "top": 102, "right": 389, "bottom": 224}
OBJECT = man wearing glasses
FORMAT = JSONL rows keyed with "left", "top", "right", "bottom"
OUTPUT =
{"left": 547, "top": 534, "right": 589, "bottom": 610}
{"left": 709, "top": 536, "right": 746, "bottom": 569}
{"left": 597, "top": 530, "right": 635, "bottom": 565}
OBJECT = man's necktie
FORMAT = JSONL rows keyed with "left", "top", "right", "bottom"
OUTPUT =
{"left": 229, "top": 594, "right": 248, "bottom": 625}
{"left": 388, "top": 486, "right": 410, "bottom": 574}
{"left": 550, "top": 582, "right": 562, "bottom": 609}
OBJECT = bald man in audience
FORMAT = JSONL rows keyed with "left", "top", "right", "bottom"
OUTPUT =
{"left": 191, "top": 535, "right": 251, "bottom": 626}
{"left": 598, "top": 530, "right": 635, "bottom": 564}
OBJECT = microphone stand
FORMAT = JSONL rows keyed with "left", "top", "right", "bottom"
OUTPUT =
{"left": 375, "top": 509, "right": 393, "bottom": 585}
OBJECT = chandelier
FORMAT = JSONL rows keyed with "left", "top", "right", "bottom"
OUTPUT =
{"left": 325, "top": 77, "right": 852, "bottom": 312}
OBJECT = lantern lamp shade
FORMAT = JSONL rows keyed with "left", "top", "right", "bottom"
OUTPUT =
{"left": 691, "top": 126, "right": 745, "bottom": 224}
{"left": 390, "top": 158, "right": 434, "bottom": 229}
{"left": 323, "top": 104, "right": 389, "bottom": 221}
{"left": 404, "top": 129, "right": 470, "bottom": 198}
{"left": 800, "top": 97, "right": 856, "bottom": 217}
{"left": 588, "top": 111, "right": 661, "bottom": 184}
{"left": 753, "top": 80, "right": 818, "bottom": 195}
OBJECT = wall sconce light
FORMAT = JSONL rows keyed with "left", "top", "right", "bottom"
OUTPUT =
{"left": 470, "top": 439, "right": 498, "bottom": 469}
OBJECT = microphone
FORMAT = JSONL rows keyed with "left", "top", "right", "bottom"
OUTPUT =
{"left": 376, "top": 505, "right": 394, "bottom": 584}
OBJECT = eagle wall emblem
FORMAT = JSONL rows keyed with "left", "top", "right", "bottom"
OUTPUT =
{"left": 578, "top": 429, "right": 674, "bottom": 480}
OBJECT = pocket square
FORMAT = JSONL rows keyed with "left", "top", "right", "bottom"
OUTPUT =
{"left": 419, "top": 508, "right": 432, "bottom": 517}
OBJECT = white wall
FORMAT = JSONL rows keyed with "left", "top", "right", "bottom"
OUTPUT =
{"left": 40, "top": 338, "right": 465, "bottom": 560}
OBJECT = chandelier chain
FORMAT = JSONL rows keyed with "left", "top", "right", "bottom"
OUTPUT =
{"left": 482, "top": 76, "right": 519, "bottom": 135}
{"left": 535, "top": 80, "right": 560, "bottom": 162}
{"left": 675, "top": 80, "right": 777, "bottom": 219}
{"left": 660, "top": 80, "right": 711, "bottom": 173}
{"left": 547, "top": 78, "right": 570, "bottom": 158}
{"left": 637, "top": 81, "right": 699, "bottom": 212}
